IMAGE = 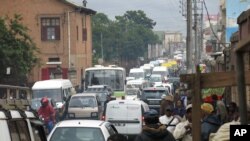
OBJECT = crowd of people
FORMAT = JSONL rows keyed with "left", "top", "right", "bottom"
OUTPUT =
{"left": 37, "top": 88, "right": 240, "bottom": 141}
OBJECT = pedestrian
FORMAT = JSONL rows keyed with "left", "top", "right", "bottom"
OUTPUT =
{"left": 134, "top": 109, "right": 176, "bottom": 141}
{"left": 160, "top": 95, "right": 174, "bottom": 116}
{"left": 201, "top": 103, "right": 221, "bottom": 141}
{"left": 226, "top": 102, "right": 239, "bottom": 122}
{"left": 173, "top": 100, "right": 186, "bottom": 118}
{"left": 61, "top": 95, "right": 72, "bottom": 120}
{"left": 173, "top": 104, "right": 192, "bottom": 141}
{"left": 107, "top": 134, "right": 128, "bottom": 141}
{"left": 211, "top": 94, "right": 227, "bottom": 123}
{"left": 159, "top": 106, "right": 180, "bottom": 134}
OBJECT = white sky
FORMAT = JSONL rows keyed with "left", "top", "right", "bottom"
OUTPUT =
{"left": 73, "top": 0, "right": 220, "bottom": 34}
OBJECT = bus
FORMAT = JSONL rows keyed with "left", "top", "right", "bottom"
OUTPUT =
{"left": 84, "top": 65, "right": 126, "bottom": 97}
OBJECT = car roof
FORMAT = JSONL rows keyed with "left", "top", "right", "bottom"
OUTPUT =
{"left": 126, "top": 79, "right": 147, "bottom": 84}
{"left": 150, "top": 74, "right": 162, "bottom": 77}
{"left": 73, "top": 93, "right": 97, "bottom": 97}
{"left": 87, "top": 85, "right": 110, "bottom": 88}
{"left": 56, "top": 120, "right": 106, "bottom": 128}
{"left": 32, "top": 79, "right": 72, "bottom": 89}
{"left": 107, "top": 99, "right": 146, "bottom": 105}
{"left": 143, "top": 87, "right": 168, "bottom": 90}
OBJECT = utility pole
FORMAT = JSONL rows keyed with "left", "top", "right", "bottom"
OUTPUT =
{"left": 186, "top": 0, "right": 192, "bottom": 73}
{"left": 199, "top": 0, "right": 204, "bottom": 61}
{"left": 101, "top": 32, "right": 104, "bottom": 64}
{"left": 194, "top": 0, "right": 198, "bottom": 66}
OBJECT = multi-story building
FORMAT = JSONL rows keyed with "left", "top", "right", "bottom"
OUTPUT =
{"left": 0, "top": 0, "right": 96, "bottom": 89}
{"left": 164, "top": 32, "right": 183, "bottom": 58}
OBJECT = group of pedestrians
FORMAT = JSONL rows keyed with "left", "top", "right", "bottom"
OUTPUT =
{"left": 37, "top": 91, "right": 240, "bottom": 141}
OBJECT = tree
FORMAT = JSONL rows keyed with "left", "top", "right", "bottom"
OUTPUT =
{"left": 0, "top": 15, "right": 39, "bottom": 85}
{"left": 91, "top": 13, "right": 113, "bottom": 65}
{"left": 91, "top": 11, "right": 160, "bottom": 67}
{"left": 115, "top": 10, "right": 156, "bottom": 29}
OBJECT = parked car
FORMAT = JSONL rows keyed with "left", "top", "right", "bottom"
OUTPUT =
{"left": 67, "top": 93, "right": 101, "bottom": 119}
{"left": 47, "top": 120, "right": 118, "bottom": 141}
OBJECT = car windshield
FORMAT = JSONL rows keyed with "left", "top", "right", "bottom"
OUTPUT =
{"left": 31, "top": 98, "right": 54, "bottom": 110}
{"left": 50, "top": 127, "right": 105, "bottom": 141}
{"left": 129, "top": 72, "right": 144, "bottom": 79}
{"left": 126, "top": 90, "right": 139, "bottom": 95}
{"left": 142, "top": 90, "right": 168, "bottom": 99}
{"left": 32, "top": 89, "right": 62, "bottom": 103}
{"left": 69, "top": 96, "right": 97, "bottom": 108}
{"left": 150, "top": 76, "right": 162, "bottom": 82}
{"left": 152, "top": 71, "right": 168, "bottom": 77}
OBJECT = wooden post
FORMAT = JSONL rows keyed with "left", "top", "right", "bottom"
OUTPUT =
{"left": 192, "top": 65, "right": 201, "bottom": 141}
{"left": 236, "top": 52, "right": 248, "bottom": 124}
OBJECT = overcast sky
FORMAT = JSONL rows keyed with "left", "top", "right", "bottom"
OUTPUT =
{"left": 73, "top": 0, "right": 220, "bottom": 34}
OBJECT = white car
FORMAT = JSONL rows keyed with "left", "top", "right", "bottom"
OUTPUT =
{"left": 149, "top": 74, "right": 163, "bottom": 86}
{"left": 47, "top": 120, "right": 118, "bottom": 141}
{"left": 67, "top": 93, "right": 101, "bottom": 119}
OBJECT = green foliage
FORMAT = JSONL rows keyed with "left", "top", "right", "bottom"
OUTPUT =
{"left": 91, "top": 11, "right": 160, "bottom": 66}
{"left": 0, "top": 14, "right": 39, "bottom": 85}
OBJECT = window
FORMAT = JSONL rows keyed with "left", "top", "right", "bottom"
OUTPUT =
{"left": 30, "top": 120, "right": 47, "bottom": 141}
{"left": 82, "top": 16, "right": 87, "bottom": 41}
{"left": 8, "top": 120, "right": 31, "bottom": 141}
{"left": 48, "top": 57, "right": 60, "bottom": 62}
{"left": 76, "top": 26, "right": 79, "bottom": 41}
{"left": 82, "top": 28, "right": 87, "bottom": 41}
{"left": 50, "top": 127, "right": 105, "bottom": 141}
{"left": 41, "top": 18, "right": 60, "bottom": 41}
{"left": 105, "top": 123, "right": 117, "bottom": 135}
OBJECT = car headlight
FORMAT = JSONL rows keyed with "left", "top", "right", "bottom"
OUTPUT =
{"left": 91, "top": 112, "right": 98, "bottom": 117}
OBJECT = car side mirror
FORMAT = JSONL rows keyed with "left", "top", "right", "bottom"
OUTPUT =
{"left": 63, "top": 96, "right": 67, "bottom": 102}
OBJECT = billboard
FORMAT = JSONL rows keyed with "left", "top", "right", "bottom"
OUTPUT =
{"left": 226, "top": 0, "right": 250, "bottom": 42}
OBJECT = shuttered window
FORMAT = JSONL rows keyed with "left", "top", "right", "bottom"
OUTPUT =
{"left": 41, "top": 18, "right": 60, "bottom": 41}
{"left": 82, "top": 28, "right": 87, "bottom": 41}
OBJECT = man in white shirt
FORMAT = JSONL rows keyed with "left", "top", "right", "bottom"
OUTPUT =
{"left": 173, "top": 104, "right": 192, "bottom": 141}
{"left": 159, "top": 105, "right": 180, "bottom": 134}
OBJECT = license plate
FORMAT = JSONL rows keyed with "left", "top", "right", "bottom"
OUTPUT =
{"left": 149, "top": 100, "right": 159, "bottom": 105}
{"left": 113, "top": 123, "right": 125, "bottom": 126}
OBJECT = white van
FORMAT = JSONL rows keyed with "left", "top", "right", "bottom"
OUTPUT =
{"left": 129, "top": 68, "right": 145, "bottom": 79}
{"left": 32, "top": 79, "right": 75, "bottom": 115}
{"left": 104, "top": 100, "right": 149, "bottom": 137}
{"left": 152, "top": 66, "right": 169, "bottom": 81}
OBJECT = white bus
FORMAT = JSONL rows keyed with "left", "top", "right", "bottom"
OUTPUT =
{"left": 84, "top": 65, "right": 126, "bottom": 97}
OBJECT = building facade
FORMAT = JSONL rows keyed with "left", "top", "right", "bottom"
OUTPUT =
{"left": 164, "top": 32, "right": 183, "bottom": 57}
{"left": 0, "top": 0, "right": 96, "bottom": 89}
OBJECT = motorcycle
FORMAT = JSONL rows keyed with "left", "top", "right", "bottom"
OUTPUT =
{"left": 39, "top": 116, "right": 54, "bottom": 135}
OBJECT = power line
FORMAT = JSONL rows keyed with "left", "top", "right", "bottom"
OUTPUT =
{"left": 203, "top": 0, "right": 227, "bottom": 48}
